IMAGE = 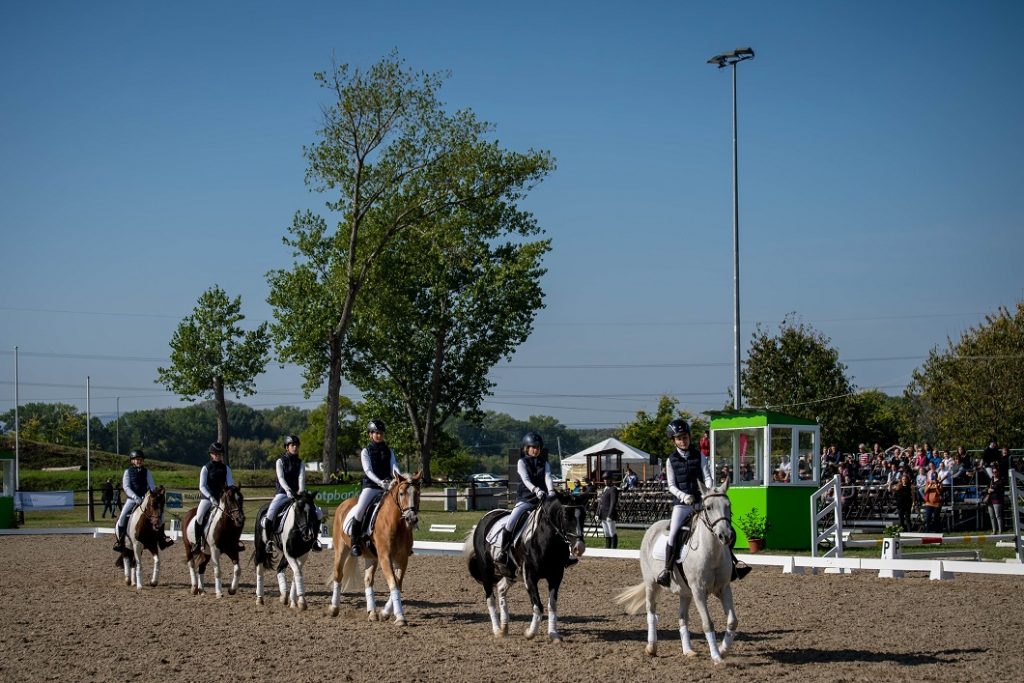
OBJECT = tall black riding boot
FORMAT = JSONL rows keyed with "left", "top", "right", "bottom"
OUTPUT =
{"left": 263, "top": 517, "right": 276, "bottom": 553}
{"left": 612, "top": 534, "right": 619, "bottom": 549}
{"left": 158, "top": 525, "right": 175, "bottom": 549}
{"left": 112, "top": 527, "right": 126, "bottom": 552}
{"left": 604, "top": 536, "right": 612, "bottom": 549}
{"left": 730, "top": 548, "right": 752, "bottom": 580}
{"left": 349, "top": 518, "right": 364, "bottom": 557}
{"left": 656, "top": 543, "right": 676, "bottom": 587}
{"left": 192, "top": 519, "right": 204, "bottom": 554}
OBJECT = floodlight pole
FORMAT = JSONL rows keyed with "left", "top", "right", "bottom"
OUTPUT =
{"left": 708, "top": 47, "right": 755, "bottom": 411}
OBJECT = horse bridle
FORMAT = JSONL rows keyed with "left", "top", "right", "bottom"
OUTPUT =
{"left": 216, "top": 490, "right": 245, "bottom": 526}
{"left": 695, "top": 493, "right": 734, "bottom": 548}
{"left": 389, "top": 479, "right": 420, "bottom": 525}
{"left": 553, "top": 502, "right": 585, "bottom": 546}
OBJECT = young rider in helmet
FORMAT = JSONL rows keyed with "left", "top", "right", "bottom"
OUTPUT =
{"left": 191, "top": 441, "right": 242, "bottom": 555}
{"left": 495, "top": 432, "right": 567, "bottom": 576}
{"left": 346, "top": 419, "right": 404, "bottom": 557}
{"left": 112, "top": 449, "right": 174, "bottom": 552}
{"left": 657, "top": 419, "right": 750, "bottom": 586}
{"left": 263, "top": 435, "right": 323, "bottom": 552}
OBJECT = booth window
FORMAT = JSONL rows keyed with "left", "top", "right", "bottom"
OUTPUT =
{"left": 770, "top": 427, "right": 793, "bottom": 483}
{"left": 713, "top": 428, "right": 763, "bottom": 485}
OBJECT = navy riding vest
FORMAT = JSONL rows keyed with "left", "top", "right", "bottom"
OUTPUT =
{"left": 276, "top": 454, "right": 302, "bottom": 495}
{"left": 126, "top": 466, "right": 149, "bottom": 499}
{"left": 668, "top": 446, "right": 704, "bottom": 499}
{"left": 516, "top": 453, "right": 548, "bottom": 502}
{"left": 205, "top": 460, "right": 228, "bottom": 499}
{"left": 362, "top": 441, "right": 393, "bottom": 490}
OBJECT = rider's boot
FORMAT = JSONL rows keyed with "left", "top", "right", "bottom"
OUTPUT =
{"left": 263, "top": 516, "right": 276, "bottom": 553}
{"left": 496, "top": 528, "right": 517, "bottom": 577}
{"left": 604, "top": 536, "right": 612, "bottom": 549}
{"left": 730, "top": 548, "right": 752, "bottom": 581}
{"left": 656, "top": 543, "right": 676, "bottom": 587}
{"left": 192, "top": 519, "right": 204, "bottom": 555}
{"left": 349, "top": 518, "right": 364, "bottom": 557}
{"left": 112, "top": 526, "right": 127, "bottom": 552}
{"left": 612, "top": 534, "right": 619, "bottom": 549}
{"left": 157, "top": 524, "right": 175, "bottom": 549}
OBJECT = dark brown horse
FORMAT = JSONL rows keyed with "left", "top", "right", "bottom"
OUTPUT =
{"left": 117, "top": 486, "right": 166, "bottom": 590}
{"left": 329, "top": 472, "right": 422, "bottom": 624}
{"left": 182, "top": 485, "right": 245, "bottom": 597}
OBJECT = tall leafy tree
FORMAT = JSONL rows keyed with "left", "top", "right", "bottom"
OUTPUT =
{"left": 343, "top": 183, "right": 552, "bottom": 483}
{"left": 740, "top": 314, "right": 856, "bottom": 448}
{"left": 156, "top": 286, "right": 270, "bottom": 461}
{"left": 617, "top": 395, "right": 706, "bottom": 460}
{"left": 907, "top": 302, "right": 1024, "bottom": 446}
{"left": 267, "top": 52, "right": 553, "bottom": 480}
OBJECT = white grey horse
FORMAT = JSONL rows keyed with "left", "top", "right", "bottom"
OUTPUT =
{"left": 614, "top": 480, "right": 738, "bottom": 662}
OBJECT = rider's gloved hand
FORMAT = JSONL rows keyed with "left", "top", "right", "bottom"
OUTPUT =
{"left": 681, "top": 493, "right": 695, "bottom": 505}
{"left": 535, "top": 488, "right": 547, "bottom": 502}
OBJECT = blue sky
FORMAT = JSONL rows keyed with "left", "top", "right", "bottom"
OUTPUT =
{"left": 2, "top": 1, "right": 1022, "bottom": 429}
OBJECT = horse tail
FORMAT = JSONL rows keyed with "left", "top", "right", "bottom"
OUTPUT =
{"left": 338, "top": 552, "right": 361, "bottom": 593}
{"left": 614, "top": 582, "right": 648, "bottom": 615}
{"left": 464, "top": 529, "right": 485, "bottom": 584}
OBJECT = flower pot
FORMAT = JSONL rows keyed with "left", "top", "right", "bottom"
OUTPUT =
{"left": 747, "top": 538, "right": 765, "bottom": 553}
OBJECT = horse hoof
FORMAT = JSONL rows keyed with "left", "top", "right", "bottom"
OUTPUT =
{"left": 216, "top": 593, "right": 224, "bottom": 600}
{"left": 645, "top": 643, "right": 657, "bottom": 657}
{"left": 684, "top": 650, "right": 697, "bottom": 658}
{"left": 279, "top": 595, "right": 288, "bottom": 606}
{"left": 395, "top": 617, "right": 407, "bottom": 627}
{"left": 368, "top": 611, "right": 379, "bottom": 622}
{"left": 228, "top": 588, "right": 237, "bottom": 596}
{"left": 149, "top": 581, "right": 158, "bottom": 588}
{"left": 524, "top": 630, "right": 537, "bottom": 640}
{"left": 328, "top": 605, "right": 339, "bottom": 618}
{"left": 256, "top": 596, "right": 264, "bottom": 605}
{"left": 549, "top": 634, "right": 562, "bottom": 645}
{"left": 712, "top": 657, "right": 724, "bottom": 665}
{"left": 190, "top": 587, "right": 199, "bottom": 596}
{"left": 296, "top": 599, "right": 308, "bottom": 612}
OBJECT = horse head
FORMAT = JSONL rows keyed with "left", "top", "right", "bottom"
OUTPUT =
{"left": 698, "top": 480, "right": 734, "bottom": 547}
{"left": 293, "top": 491, "right": 319, "bottom": 543}
{"left": 392, "top": 471, "right": 422, "bottom": 528}
{"left": 221, "top": 485, "right": 245, "bottom": 528}
{"left": 549, "top": 492, "right": 589, "bottom": 558}
{"left": 144, "top": 486, "right": 166, "bottom": 530}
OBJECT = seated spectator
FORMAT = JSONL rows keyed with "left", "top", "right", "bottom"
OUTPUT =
{"left": 840, "top": 473, "right": 858, "bottom": 507}
{"left": 740, "top": 463, "right": 755, "bottom": 481}
{"left": 570, "top": 479, "right": 582, "bottom": 495}
{"left": 857, "top": 443, "right": 871, "bottom": 476}
{"left": 914, "top": 467, "right": 928, "bottom": 507}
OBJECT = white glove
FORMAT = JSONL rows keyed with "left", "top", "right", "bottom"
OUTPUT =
{"left": 546, "top": 491, "right": 556, "bottom": 499}
{"left": 380, "top": 479, "right": 391, "bottom": 490}
{"left": 535, "top": 488, "right": 547, "bottom": 501}
{"left": 681, "top": 493, "right": 695, "bottom": 505}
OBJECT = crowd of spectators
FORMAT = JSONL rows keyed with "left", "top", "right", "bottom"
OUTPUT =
{"left": 820, "top": 438, "right": 1020, "bottom": 532}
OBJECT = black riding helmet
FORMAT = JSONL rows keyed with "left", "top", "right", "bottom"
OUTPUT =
{"left": 521, "top": 432, "right": 544, "bottom": 449}
{"left": 368, "top": 419, "right": 386, "bottom": 434}
{"left": 284, "top": 434, "right": 300, "bottom": 447}
{"left": 129, "top": 449, "right": 145, "bottom": 461}
{"left": 209, "top": 441, "right": 225, "bottom": 455}
{"left": 665, "top": 419, "right": 691, "bottom": 439}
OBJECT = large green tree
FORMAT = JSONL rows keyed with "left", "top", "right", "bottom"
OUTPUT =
{"left": 156, "top": 285, "right": 270, "bottom": 461}
{"left": 343, "top": 178, "right": 552, "bottom": 483}
{"left": 740, "top": 315, "right": 857, "bottom": 448}
{"left": 267, "top": 52, "right": 553, "bottom": 480}
{"left": 907, "top": 302, "right": 1024, "bottom": 446}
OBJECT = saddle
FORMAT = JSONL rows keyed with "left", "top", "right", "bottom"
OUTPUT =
{"left": 347, "top": 496, "right": 386, "bottom": 543}
{"left": 486, "top": 507, "right": 539, "bottom": 555}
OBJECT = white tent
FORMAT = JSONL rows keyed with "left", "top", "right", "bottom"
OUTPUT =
{"left": 558, "top": 437, "right": 660, "bottom": 483}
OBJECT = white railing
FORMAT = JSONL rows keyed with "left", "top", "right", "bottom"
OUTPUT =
{"left": 1011, "top": 470, "right": 1024, "bottom": 563}
{"left": 811, "top": 475, "right": 843, "bottom": 558}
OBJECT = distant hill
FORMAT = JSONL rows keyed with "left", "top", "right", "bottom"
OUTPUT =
{"left": 0, "top": 436, "right": 193, "bottom": 472}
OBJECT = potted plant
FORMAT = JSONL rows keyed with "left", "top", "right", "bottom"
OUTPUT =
{"left": 738, "top": 507, "right": 770, "bottom": 553}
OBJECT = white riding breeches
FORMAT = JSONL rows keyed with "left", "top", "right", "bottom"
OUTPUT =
{"left": 668, "top": 502, "right": 697, "bottom": 543}
{"left": 347, "top": 488, "right": 383, "bottom": 526}
{"left": 602, "top": 519, "right": 617, "bottom": 538}
{"left": 116, "top": 499, "right": 140, "bottom": 531}
{"left": 504, "top": 500, "right": 537, "bottom": 533}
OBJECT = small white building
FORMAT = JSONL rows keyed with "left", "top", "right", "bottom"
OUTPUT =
{"left": 559, "top": 438, "right": 660, "bottom": 484}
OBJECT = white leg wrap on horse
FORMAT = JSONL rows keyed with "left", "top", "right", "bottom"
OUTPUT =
{"left": 548, "top": 593, "right": 558, "bottom": 636}
{"left": 647, "top": 612, "right": 658, "bottom": 644}
{"left": 705, "top": 631, "right": 722, "bottom": 661}
{"left": 390, "top": 588, "right": 403, "bottom": 619}
{"left": 487, "top": 596, "right": 501, "bottom": 632}
{"left": 331, "top": 581, "right": 341, "bottom": 608}
{"left": 276, "top": 572, "right": 288, "bottom": 595}
{"left": 365, "top": 586, "right": 376, "bottom": 613}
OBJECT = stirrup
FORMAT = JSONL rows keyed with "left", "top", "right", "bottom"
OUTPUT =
{"left": 656, "top": 568, "right": 672, "bottom": 587}
{"left": 159, "top": 536, "right": 174, "bottom": 549}
{"left": 732, "top": 561, "right": 752, "bottom": 581}
{"left": 311, "top": 540, "right": 322, "bottom": 552}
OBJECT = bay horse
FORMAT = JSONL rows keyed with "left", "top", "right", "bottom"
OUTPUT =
{"left": 182, "top": 485, "right": 245, "bottom": 598}
{"left": 614, "top": 480, "right": 738, "bottom": 662}
{"left": 253, "top": 490, "right": 319, "bottom": 610}
{"left": 329, "top": 472, "right": 422, "bottom": 625}
{"left": 117, "top": 486, "right": 167, "bottom": 590}
{"left": 464, "top": 493, "right": 588, "bottom": 642}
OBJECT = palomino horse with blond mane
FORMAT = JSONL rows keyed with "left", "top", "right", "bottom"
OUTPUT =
{"left": 182, "top": 485, "right": 245, "bottom": 597}
{"left": 329, "top": 472, "right": 422, "bottom": 625}
{"left": 614, "top": 480, "right": 739, "bottom": 662}
{"left": 117, "top": 486, "right": 167, "bottom": 590}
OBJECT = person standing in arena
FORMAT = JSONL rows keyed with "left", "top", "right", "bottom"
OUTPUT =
{"left": 596, "top": 473, "right": 620, "bottom": 548}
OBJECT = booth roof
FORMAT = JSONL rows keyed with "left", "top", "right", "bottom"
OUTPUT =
{"left": 560, "top": 437, "right": 654, "bottom": 464}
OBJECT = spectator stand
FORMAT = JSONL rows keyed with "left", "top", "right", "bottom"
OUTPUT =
{"left": 708, "top": 410, "right": 822, "bottom": 551}
{"left": 0, "top": 448, "right": 15, "bottom": 528}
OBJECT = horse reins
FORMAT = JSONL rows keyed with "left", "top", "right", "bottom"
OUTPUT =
{"left": 693, "top": 493, "right": 733, "bottom": 549}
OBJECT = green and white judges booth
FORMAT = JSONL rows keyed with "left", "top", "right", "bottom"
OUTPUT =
{"left": 709, "top": 410, "right": 820, "bottom": 550}
{"left": 1, "top": 449, "right": 15, "bottom": 528}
